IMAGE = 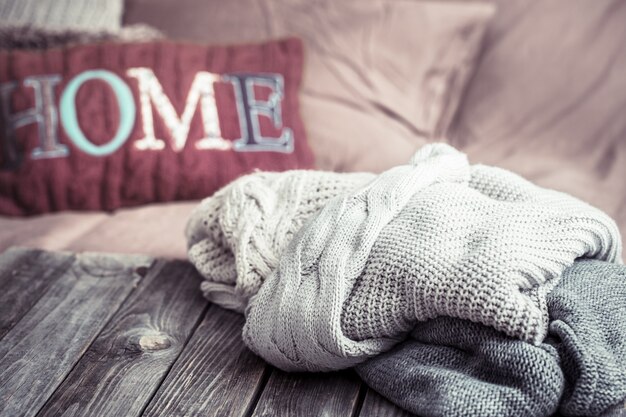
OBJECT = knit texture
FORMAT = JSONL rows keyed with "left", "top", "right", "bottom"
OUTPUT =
{"left": 241, "top": 143, "right": 622, "bottom": 371}
{"left": 0, "top": 0, "right": 123, "bottom": 31}
{"left": 340, "top": 162, "right": 619, "bottom": 343}
{"left": 360, "top": 319, "right": 563, "bottom": 417}
{"left": 0, "top": 24, "right": 163, "bottom": 50}
{"left": 186, "top": 170, "right": 374, "bottom": 311}
{"left": 356, "top": 259, "right": 626, "bottom": 417}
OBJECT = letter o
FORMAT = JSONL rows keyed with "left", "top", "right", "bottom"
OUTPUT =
{"left": 60, "top": 70, "right": 135, "bottom": 156}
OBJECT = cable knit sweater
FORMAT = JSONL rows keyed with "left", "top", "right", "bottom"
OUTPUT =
{"left": 186, "top": 170, "right": 374, "bottom": 311}
{"left": 240, "top": 144, "right": 622, "bottom": 371}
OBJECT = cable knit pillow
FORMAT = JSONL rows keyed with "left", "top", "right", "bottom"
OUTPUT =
{"left": 0, "top": 38, "right": 314, "bottom": 215}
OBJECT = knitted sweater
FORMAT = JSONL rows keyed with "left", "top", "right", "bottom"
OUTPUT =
{"left": 356, "top": 259, "right": 626, "bottom": 417}
{"left": 241, "top": 144, "right": 622, "bottom": 371}
{"left": 186, "top": 170, "right": 374, "bottom": 312}
{"left": 0, "top": 0, "right": 123, "bottom": 31}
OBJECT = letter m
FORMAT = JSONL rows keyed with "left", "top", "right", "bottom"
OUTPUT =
{"left": 127, "top": 67, "right": 230, "bottom": 152}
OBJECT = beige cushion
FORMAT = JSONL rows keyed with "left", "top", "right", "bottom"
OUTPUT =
{"left": 0, "top": 202, "right": 196, "bottom": 259}
{"left": 450, "top": 0, "right": 626, "bottom": 244}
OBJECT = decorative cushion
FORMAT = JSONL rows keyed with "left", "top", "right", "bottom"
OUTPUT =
{"left": 123, "top": 0, "right": 496, "bottom": 172}
{"left": 0, "top": 38, "right": 314, "bottom": 215}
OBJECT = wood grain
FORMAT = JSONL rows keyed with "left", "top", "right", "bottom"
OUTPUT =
{"left": 35, "top": 260, "right": 208, "bottom": 417}
{"left": 0, "top": 247, "right": 74, "bottom": 340}
{"left": 0, "top": 248, "right": 418, "bottom": 417}
{"left": 250, "top": 369, "right": 362, "bottom": 417}
{"left": 142, "top": 306, "right": 268, "bottom": 417}
{"left": 0, "top": 252, "right": 152, "bottom": 417}
{"left": 357, "top": 389, "right": 416, "bottom": 417}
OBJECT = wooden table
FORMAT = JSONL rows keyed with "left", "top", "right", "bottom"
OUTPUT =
{"left": 0, "top": 247, "right": 413, "bottom": 417}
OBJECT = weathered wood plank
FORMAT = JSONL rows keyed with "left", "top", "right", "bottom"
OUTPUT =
{"left": 0, "top": 247, "right": 75, "bottom": 340}
{"left": 358, "top": 389, "right": 416, "bottom": 417}
{"left": 0, "top": 252, "right": 152, "bottom": 417}
{"left": 250, "top": 369, "right": 362, "bottom": 417}
{"left": 35, "top": 260, "right": 208, "bottom": 417}
{"left": 142, "top": 306, "right": 268, "bottom": 417}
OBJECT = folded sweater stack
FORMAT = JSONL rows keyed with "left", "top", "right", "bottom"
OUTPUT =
{"left": 357, "top": 260, "right": 626, "bottom": 417}
{"left": 186, "top": 144, "right": 626, "bottom": 416}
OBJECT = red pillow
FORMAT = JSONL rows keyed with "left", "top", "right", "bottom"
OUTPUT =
{"left": 0, "top": 38, "right": 313, "bottom": 215}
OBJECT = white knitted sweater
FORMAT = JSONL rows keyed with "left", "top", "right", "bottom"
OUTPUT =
{"left": 186, "top": 170, "right": 374, "bottom": 311}
{"left": 239, "top": 144, "right": 622, "bottom": 371}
